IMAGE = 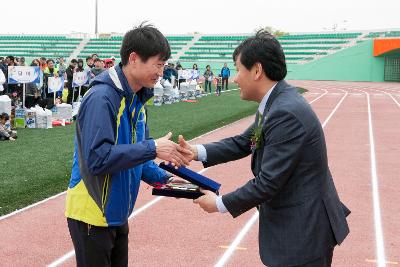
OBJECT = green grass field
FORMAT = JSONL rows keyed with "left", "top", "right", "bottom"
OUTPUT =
{"left": 0, "top": 86, "right": 306, "bottom": 216}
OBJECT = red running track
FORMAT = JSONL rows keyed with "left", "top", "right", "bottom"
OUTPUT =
{"left": 0, "top": 81, "right": 399, "bottom": 266}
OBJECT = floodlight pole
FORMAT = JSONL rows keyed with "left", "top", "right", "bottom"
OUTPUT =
{"left": 95, "top": 0, "right": 98, "bottom": 37}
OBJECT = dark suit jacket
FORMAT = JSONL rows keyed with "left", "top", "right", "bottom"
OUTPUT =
{"left": 203, "top": 80, "right": 350, "bottom": 266}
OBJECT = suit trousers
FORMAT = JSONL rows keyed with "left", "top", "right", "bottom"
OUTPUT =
{"left": 294, "top": 247, "right": 334, "bottom": 267}
{"left": 67, "top": 218, "right": 129, "bottom": 267}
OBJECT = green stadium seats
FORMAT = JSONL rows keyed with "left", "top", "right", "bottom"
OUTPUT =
{"left": 0, "top": 35, "right": 82, "bottom": 59}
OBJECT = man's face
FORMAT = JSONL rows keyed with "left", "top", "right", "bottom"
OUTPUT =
{"left": 87, "top": 59, "right": 93, "bottom": 66}
{"left": 130, "top": 54, "right": 165, "bottom": 88}
{"left": 224, "top": 63, "right": 227, "bottom": 68}
{"left": 234, "top": 54, "right": 256, "bottom": 101}
{"left": 95, "top": 61, "right": 102, "bottom": 68}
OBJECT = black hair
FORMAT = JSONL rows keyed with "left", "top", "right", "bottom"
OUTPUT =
{"left": 0, "top": 112, "right": 9, "bottom": 121}
{"left": 86, "top": 56, "right": 92, "bottom": 62}
{"left": 91, "top": 53, "right": 98, "bottom": 57}
{"left": 93, "top": 58, "right": 102, "bottom": 63}
{"left": 233, "top": 30, "right": 287, "bottom": 81}
{"left": 46, "top": 59, "right": 55, "bottom": 64}
{"left": 120, "top": 22, "right": 171, "bottom": 66}
{"left": 70, "top": 59, "right": 78, "bottom": 64}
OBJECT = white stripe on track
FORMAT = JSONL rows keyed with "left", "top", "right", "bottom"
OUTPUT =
{"left": 0, "top": 191, "right": 66, "bottom": 221}
{"left": 309, "top": 89, "right": 328, "bottom": 104}
{"left": 214, "top": 211, "right": 259, "bottom": 267}
{"left": 213, "top": 89, "right": 347, "bottom": 267}
{"left": 352, "top": 88, "right": 386, "bottom": 267}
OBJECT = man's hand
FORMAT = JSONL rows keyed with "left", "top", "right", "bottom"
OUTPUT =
{"left": 193, "top": 189, "right": 218, "bottom": 213}
{"left": 178, "top": 135, "right": 197, "bottom": 161}
{"left": 155, "top": 132, "right": 193, "bottom": 167}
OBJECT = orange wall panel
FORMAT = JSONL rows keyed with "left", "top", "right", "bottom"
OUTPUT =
{"left": 373, "top": 38, "right": 400, "bottom": 56}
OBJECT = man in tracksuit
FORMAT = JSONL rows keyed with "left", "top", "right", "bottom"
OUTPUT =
{"left": 65, "top": 24, "right": 192, "bottom": 267}
{"left": 220, "top": 63, "right": 230, "bottom": 90}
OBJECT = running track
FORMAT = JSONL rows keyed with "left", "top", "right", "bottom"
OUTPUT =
{"left": 0, "top": 81, "right": 399, "bottom": 266}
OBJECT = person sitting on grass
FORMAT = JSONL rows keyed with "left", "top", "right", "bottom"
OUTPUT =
{"left": 0, "top": 113, "right": 17, "bottom": 141}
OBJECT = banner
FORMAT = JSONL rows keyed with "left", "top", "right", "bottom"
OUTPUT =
{"left": 8, "top": 66, "right": 41, "bottom": 84}
{"left": 178, "top": 69, "right": 193, "bottom": 80}
{"left": 48, "top": 77, "right": 64, "bottom": 93}
{"left": 72, "top": 72, "right": 88, "bottom": 87}
{"left": 191, "top": 69, "right": 200, "bottom": 79}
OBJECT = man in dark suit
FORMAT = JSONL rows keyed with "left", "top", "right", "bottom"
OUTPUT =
{"left": 180, "top": 31, "right": 350, "bottom": 266}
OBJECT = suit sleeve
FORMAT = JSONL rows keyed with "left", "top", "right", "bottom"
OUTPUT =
{"left": 222, "top": 110, "right": 307, "bottom": 218}
{"left": 78, "top": 91, "right": 157, "bottom": 176}
{"left": 202, "top": 122, "right": 254, "bottom": 167}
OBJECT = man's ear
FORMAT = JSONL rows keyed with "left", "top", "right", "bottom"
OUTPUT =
{"left": 253, "top": 62, "right": 263, "bottom": 81}
{"left": 129, "top": 52, "right": 138, "bottom": 65}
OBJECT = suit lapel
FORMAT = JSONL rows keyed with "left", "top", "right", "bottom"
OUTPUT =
{"left": 251, "top": 80, "right": 287, "bottom": 174}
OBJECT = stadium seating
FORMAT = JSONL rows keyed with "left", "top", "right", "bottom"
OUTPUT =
{"left": 1, "top": 30, "right": 399, "bottom": 69}
{"left": 78, "top": 36, "right": 193, "bottom": 61}
{"left": 0, "top": 35, "right": 81, "bottom": 61}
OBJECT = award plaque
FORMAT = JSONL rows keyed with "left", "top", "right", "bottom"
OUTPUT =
{"left": 152, "top": 162, "right": 221, "bottom": 199}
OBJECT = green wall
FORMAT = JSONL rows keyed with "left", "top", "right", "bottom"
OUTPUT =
{"left": 286, "top": 40, "right": 385, "bottom": 82}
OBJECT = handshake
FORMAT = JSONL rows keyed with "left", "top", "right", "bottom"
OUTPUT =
{"left": 154, "top": 132, "right": 220, "bottom": 213}
{"left": 154, "top": 132, "right": 197, "bottom": 168}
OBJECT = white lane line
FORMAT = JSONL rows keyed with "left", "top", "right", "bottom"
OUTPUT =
{"left": 214, "top": 90, "right": 348, "bottom": 267}
{"left": 47, "top": 251, "right": 75, "bottom": 267}
{"left": 368, "top": 88, "right": 400, "bottom": 109}
{"left": 322, "top": 90, "right": 348, "bottom": 128}
{"left": 214, "top": 211, "right": 259, "bottom": 267}
{"left": 47, "top": 167, "right": 209, "bottom": 267}
{"left": 0, "top": 107, "right": 250, "bottom": 221}
{"left": 367, "top": 92, "right": 386, "bottom": 267}
{"left": 309, "top": 89, "right": 328, "bottom": 104}
{"left": 0, "top": 191, "right": 66, "bottom": 221}
{"left": 353, "top": 88, "right": 386, "bottom": 267}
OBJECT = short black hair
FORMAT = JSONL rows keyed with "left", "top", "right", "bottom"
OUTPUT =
{"left": 86, "top": 56, "right": 92, "bottom": 62}
{"left": 71, "top": 59, "right": 78, "bottom": 64}
{"left": 0, "top": 112, "right": 9, "bottom": 121}
{"left": 46, "top": 59, "right": 55, "bottom": 64}
{"left": 120, "top": 22, "right": 171, "bottom": 66}
{"left": 233, "top": 30, "right": 287, "bottom": 81}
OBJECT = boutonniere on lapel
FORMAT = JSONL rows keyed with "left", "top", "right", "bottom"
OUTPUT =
{"left": 250, "top": 125, "right": 263, "bottom": 151}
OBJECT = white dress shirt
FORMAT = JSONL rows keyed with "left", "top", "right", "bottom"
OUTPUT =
{"left": 197, "top": 83, "right": 278, "bottom": 213}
